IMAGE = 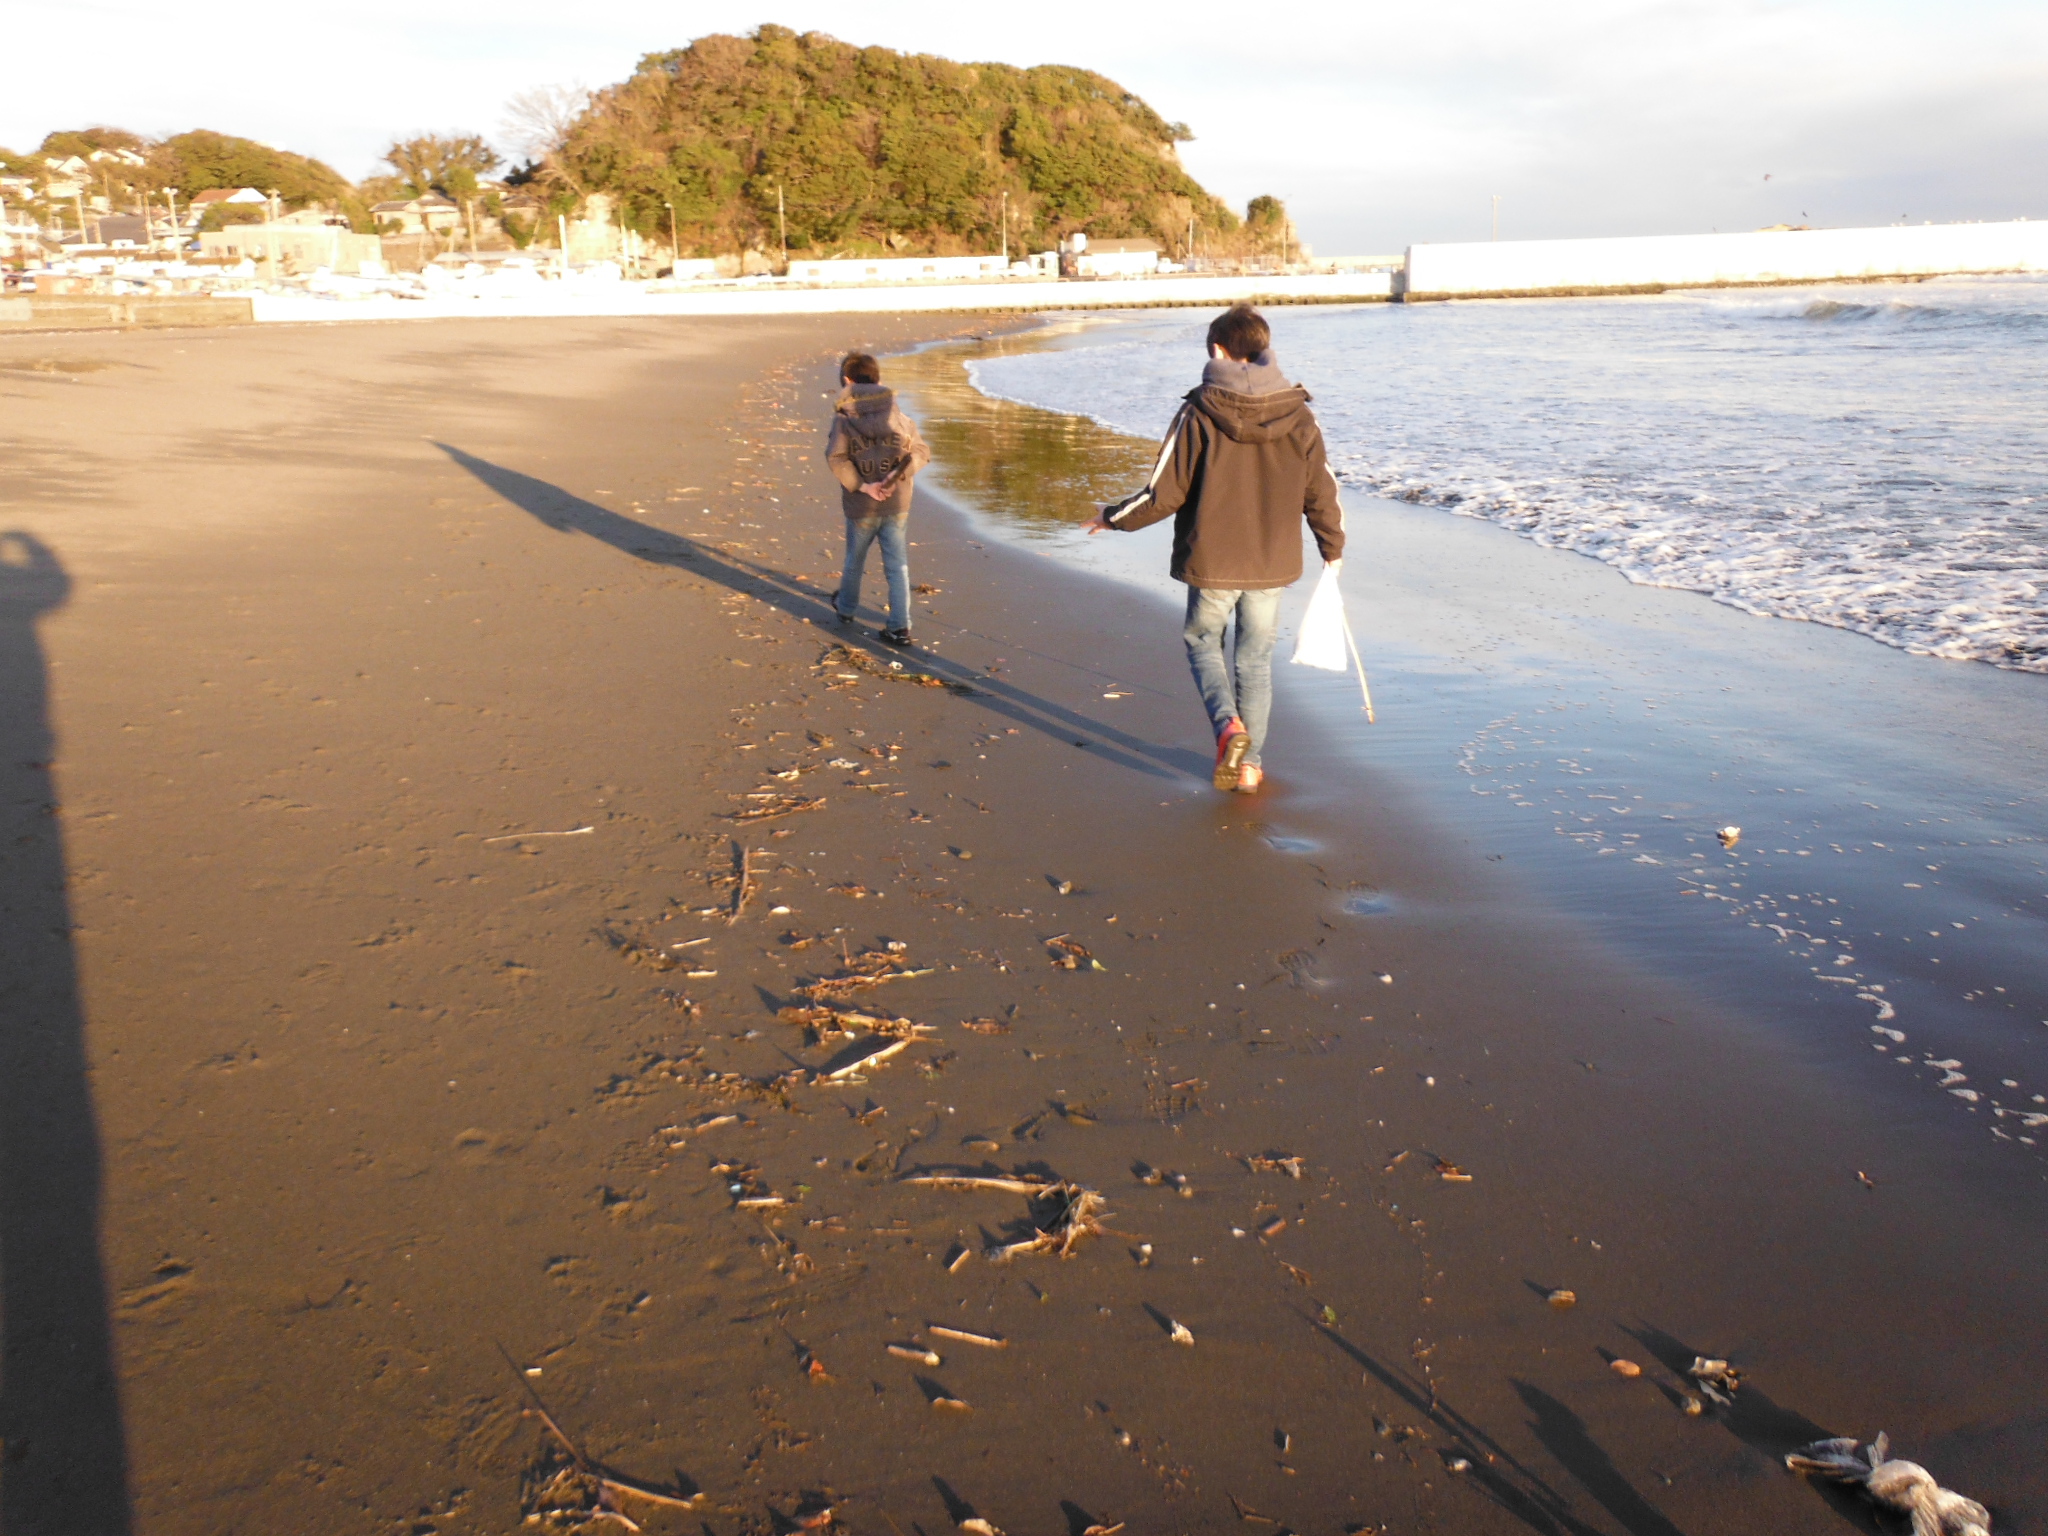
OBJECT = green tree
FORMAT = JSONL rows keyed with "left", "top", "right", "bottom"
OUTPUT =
{"left": 543, "top": 26, "right": 1241, "bottom": 260}
{"left": 381, "top": 134, "right": 499, "bottom": 199}
{"left": 150, "top": 131, "right": 352, "bottom": 209}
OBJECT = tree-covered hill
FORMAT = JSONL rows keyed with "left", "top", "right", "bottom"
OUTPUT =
{"left": 547, "top": 25, "right": 1245, "bottom": 259}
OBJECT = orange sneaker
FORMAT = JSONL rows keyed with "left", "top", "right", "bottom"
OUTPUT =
{"left": 1213, "top": 719, "right": 1249, "bottom": 790}
{"left": 1234, "top": 763, "right": 1264, "bottom": 794}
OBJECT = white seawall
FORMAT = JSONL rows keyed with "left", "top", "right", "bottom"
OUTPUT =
{"left": 1402, "top": 220, "right": 2048, "bottom": 299}
{"left": 250, "top": 270, "right": 1392, "bottom": 325}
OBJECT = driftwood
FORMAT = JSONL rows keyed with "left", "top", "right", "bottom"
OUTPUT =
{"left": 497, "top": 1344, "right": 703, "bottom": 1528}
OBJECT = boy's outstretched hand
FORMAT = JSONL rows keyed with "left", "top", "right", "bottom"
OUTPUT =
{"left": 1082, "top": 510, "right": 1111, "bottom": 535}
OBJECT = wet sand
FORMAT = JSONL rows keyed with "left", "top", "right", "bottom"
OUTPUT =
{"left": 1, "top": 315, "right": 2043, "bottom": 1536}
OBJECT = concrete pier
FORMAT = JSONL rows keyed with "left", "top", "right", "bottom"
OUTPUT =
{"left": 1400, "top": 219, "right": 2048, "bottom": 300}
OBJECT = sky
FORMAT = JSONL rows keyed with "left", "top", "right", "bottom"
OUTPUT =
{"left": 9, "top": 0, "right": 2047, "bottom": 253}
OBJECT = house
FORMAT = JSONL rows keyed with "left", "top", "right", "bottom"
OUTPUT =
{"left": 369, "top": 195, "right": 460, "bottom": 235}
{"left": 1061, "top": 234, "right": 1160, "bottom": 278}
{"left": 191, "top": 188, "right": 268, "bottom": 208}
{"left": 88, "top": 147, "right": 148, "bottom": 169}
{"left": 196, "top": 222, "right": 383, "bottom": 275}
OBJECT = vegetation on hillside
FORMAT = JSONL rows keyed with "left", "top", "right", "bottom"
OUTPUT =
{"left": 542, "top": 25, "right": 1244, "bottom": 259}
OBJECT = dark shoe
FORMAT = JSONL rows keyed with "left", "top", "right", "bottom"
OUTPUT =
{"left": 879, "top": 627, "right": 912, "bottom": 648}
{"left": 1213, "top": 718, "right": 1249, "bottom": 791}
{"left": 835, "top": 610, "right": 854, "bottom": 625}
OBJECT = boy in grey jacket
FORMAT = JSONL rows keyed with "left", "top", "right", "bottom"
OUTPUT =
{"left": 824, "top": 352, "right": 931, "bottom": 647}
{"left": 1086, "top": 305, "right": 1345, "bottom": 792}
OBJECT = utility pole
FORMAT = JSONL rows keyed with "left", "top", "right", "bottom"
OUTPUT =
{"left": 266, "top": 188, "right": 281, "bottom": 282}
{"left": 164, "top": 187, "right": 179, "bottom": 251}
{"left": 1187, "top": 216, "right": 1195, "bottom": 268}
{"left": 1000, "top": 189, "right": 1008, "bottom": 264}
{"left": 1491, "top": 193, "right": 1500, "bottom": 241}
{"left": 558, "top": 213, "right": 570, "bottom": 275}
{"left": 776, "top": 183, "right": 787, "bottom": 272}
{"left": 666, "top": 201, "right": 678, "bottom": 269}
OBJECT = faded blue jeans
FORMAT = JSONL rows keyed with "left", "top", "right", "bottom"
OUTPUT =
{"left": 836, "top": 513, "right": 911, "bottom": 631}
{"left": 1183, "top": 586, "right": 1282, "bottom": 767}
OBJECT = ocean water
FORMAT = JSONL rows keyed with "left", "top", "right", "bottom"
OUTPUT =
{"left": 889, "top": 303, "right": 2048, "bottom": 1163}
{"left": 966, "top": 277, "right": 2048, "bottom": 672}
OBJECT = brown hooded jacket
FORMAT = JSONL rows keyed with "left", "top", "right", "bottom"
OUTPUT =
{"left": 1102, "top": 356, "right": 1345, "bottom": 588}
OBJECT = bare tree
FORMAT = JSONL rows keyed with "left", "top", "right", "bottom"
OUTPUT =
{"left": 501, "top": 84, "right": 592, "bottom": 164}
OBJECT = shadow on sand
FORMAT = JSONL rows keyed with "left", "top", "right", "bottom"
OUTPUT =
{"left": 436, "top": 443, "right": 1209, "bottom": 783}
{"left": 0, "top": 531, "right": 132, "bottom": 1534}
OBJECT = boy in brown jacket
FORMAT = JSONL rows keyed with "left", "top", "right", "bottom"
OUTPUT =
{"left": 824, "top": 352, "right": 931, "bottom": 647}
{"left": 1086, "top": 305, "right": 1346, "bottom": 792}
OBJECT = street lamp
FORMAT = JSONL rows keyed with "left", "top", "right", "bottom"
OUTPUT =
{"left": 164, "top": 188, "right": 180, "bottom": 251}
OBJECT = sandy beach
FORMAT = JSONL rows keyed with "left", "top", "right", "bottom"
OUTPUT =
{"left": 2, "top": 312, "right": 2043, "bottom": 1536}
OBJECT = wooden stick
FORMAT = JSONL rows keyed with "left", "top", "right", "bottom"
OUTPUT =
{"left": 494, "top": 1343, "right": 703, "bottom": 1514}
{"left": 1336, "top": 603, "right": 1376, "bottom": 724}
{"left": 728, "top": 841, "right": 754, "bottom": 926}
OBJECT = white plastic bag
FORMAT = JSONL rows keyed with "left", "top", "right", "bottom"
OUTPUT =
{"left": 1290, "top": 561, "right": 1349, "bottom": 671}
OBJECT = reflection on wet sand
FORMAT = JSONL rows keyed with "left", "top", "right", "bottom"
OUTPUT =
{"left": 888, "top": 327, "right": 1156, "bottom": 535}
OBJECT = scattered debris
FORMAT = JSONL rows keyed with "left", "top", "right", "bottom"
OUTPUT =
{"left": 960, "top": 1017, "right": 1010, "bottom": 1035}
{"left": 1051, "top": 877, "right": 1075, "bottom": 895}
{"left": 499, "top": 1345, "right": 702, "bottom": 1529}
{"left": 779, "top": 1003, "right": 931, "bottom": 1040}
{"left": 731, "top": 794, "right": 825, "bottom": 823}
{"left": 795, "top": 948, "right": 936, "bottom": 1000}
{"left": 929, "top": 1325, "right": 1008, "bottom": 1349}
{"left": 1245, "top": 1154, "right": 1308, "bottom": 1180}
{"left": 1257, "top": 1217, "right": 1287, "bottom": 1239}
{"left": 1681, "top": 1396, "right": 1704, "bottom": 1417}
{"left": 1278, "top": 1260, "right": 1312, "bottom": 1287}
{"left": 1717, "top": 825, "right": 1742, "bottom": 848}
{"left": 827, "top": 882, "right": 878, "bottom": 899}
{"left": 930, "top": 1394, "right": 973, "bottom": 1412}
{"left": 886, "top": 1343, "right": 940, "bottom": 1366}
{"left": 1611, "top": 1359, "right": 1642, "bottom": 1378}
{"left": 1785, "top": 1433, "right": 1989, "bottom": 1536}
{"left": 1434, "top": 1158, "right": 1472, "bottom": 1183}
{"left": 1168, "top": 1319, "right": 1195, "bottom": 1347}
{"left": 958, "top": 1519, "right": 1002, "bottom": 1535}
{"left": 1688, "top": 1356, "right": 1743, "bottom": 1405}
{"left": 1045, "top": 934, "right": 1106, "bottom": 971}
{"left": 1546, "top": 1289, "right": 1577, "bottom": 1310}
{"left": 817, "top": 641, "right": 971, "bottom": 692}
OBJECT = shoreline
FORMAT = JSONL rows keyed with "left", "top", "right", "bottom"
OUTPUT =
{"left": 1, "top": 313, "right": 2042, "bottom": 1534}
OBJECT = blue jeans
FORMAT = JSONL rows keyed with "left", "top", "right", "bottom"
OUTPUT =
{"left": 836, "top": 514, "right": 910, "bottom": 631}
{"left": 1183, "top": 587, "right": 1281, "bottom": 767}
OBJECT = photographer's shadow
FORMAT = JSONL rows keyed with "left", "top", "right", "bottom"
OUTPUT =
{"left": 0, "top": 531, "right": 132, "bottom": 1533}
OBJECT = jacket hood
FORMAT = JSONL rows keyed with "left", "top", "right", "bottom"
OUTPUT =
{"left": 836, "top": 382, "right": 896, "bottom": 417}
{"left": 1188, "top": 376, "right": 1315, "bottom": 444}
{"left": 1201, "top": 350, "right": 1291, "bottom": 396}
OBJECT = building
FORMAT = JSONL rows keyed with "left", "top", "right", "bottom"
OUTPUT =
{"left": 195, "top": 222, "right": 384, "bottom": 275}
{"left": 369, "top": 195, "right": 460, "bottom": 235}
{"left": 785, "top": 253, "right": 1009, "bottom": 284}
{"left": 190, "top": 187, "right": 268, "bottom": 208}
{"left": 1061, "top": 234, "right": 1160, "bottom": 278}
